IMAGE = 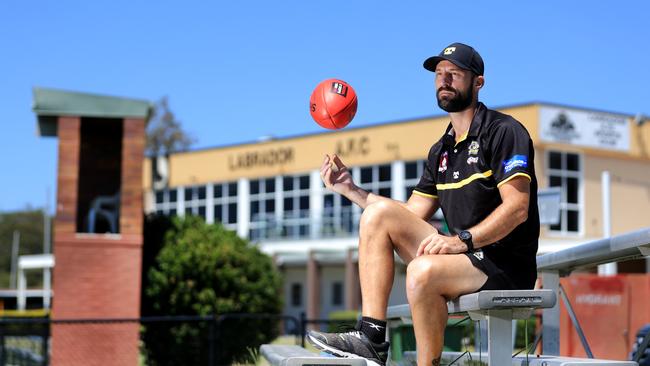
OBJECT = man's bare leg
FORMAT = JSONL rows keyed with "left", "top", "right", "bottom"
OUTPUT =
{"left": 406, "top": 254, "right": 487, "bottom": 366}
{"left": 357, "top": 200, "right": 439, "bottom": 319}
{"left": 310, "top": 199, "right": 486, "bottom": 365}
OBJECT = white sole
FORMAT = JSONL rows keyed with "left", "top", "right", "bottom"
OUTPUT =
{"left": 307, "top": 333, "right": 382, "bottom": 366}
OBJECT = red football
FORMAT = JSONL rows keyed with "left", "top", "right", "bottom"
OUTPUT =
{"left": 309, "top": 79, "right": 358, "bottom": 130}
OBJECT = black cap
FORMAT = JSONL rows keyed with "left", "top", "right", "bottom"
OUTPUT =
{"left": 423, "top": 42, "right": 484, "bottom": 76}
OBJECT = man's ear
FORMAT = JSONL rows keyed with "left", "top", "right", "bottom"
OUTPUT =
{"left": 475, "top": 75, "right": 485, "bottom": 89}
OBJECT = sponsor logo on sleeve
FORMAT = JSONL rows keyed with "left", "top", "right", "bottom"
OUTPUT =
{"left": 503, "top": 155, "right": 528, "bottom": 173}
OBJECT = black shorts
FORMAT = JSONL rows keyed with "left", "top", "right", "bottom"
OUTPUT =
{"left": 465, "top": 250, "right": 518, "bottom": 291}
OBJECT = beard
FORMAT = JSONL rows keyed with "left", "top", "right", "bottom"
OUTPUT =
{"left": 436, "top": 80, "right": 474, "bottom": 113}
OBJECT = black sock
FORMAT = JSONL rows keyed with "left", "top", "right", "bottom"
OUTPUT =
{"left": 358, "top": 316, "right": 387, "bottom": 344}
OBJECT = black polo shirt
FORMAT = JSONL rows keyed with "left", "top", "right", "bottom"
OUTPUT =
{"left": 413, "top": 102, "right": 539, "bottom": 289}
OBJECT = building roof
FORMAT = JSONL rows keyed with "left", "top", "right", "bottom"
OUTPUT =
{"left": 32, "top": 87, "right": 152, "bottom": 137}
{"left": 166, "top": 101, "right": 638, "bottom": 156}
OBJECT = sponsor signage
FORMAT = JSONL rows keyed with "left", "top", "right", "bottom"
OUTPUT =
{"left": 226, "top": 135, "right": 374, "bottom": 172}
{"left": 335, "top": 136, "right": 370, "bottom": 157}
{"left": 228, "top": 147, "right": 294, "bottom": 171}
{"left": 540, "top": 106, "right": 630, "bottom": 151}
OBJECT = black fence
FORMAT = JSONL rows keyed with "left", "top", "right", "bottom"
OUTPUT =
{"left": 0, "top": 314, "right": 355, "bottom": 366}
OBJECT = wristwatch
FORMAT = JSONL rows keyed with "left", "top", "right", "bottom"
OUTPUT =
{"left": 459, "top": 230, "right": 474, "bottom": 253}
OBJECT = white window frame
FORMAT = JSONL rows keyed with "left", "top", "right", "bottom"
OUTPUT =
{"left": 212, "top": 181, "right": 238, "bottom": 231}
{"left": 280, "top": 173, "right": 311, "bottom": 239}
{"left": 153, "top": 187, "right": 178, "bottom": 216}
{"left": 404, "top": 159, "right": 444, "bottom": 221}
{"left": 546, "top": 150, "right": 584, "bottom": 237}
{"left": 321, "top": 188, "right": 355, "bottom": 238}
{"left": 182, "top": 185, "right": 208, "bottom": 220}
{"left": 249, "top": 177, "right": 278, "bottom": 240}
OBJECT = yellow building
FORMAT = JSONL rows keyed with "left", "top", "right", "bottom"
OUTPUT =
{"left": 143, "top": 102, "right": 650, "bottom": 321}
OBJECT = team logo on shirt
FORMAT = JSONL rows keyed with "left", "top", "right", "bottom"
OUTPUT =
{"left": 503, "top": 155, "right": 528, "bottom": 173}
{"left": 467, "top": 156, "right": 479, "bottom": 165}
{"left": 468, "top": 141, "right": 480, "bottom": 155}
{"left": 473, "top": 250, "right": 484, "bottom": 260}
{"left": 438, "top": 151, "right": 448, "bottom": 173}
{"left": 453, "top": 171, "right": 460, "bottom": 179}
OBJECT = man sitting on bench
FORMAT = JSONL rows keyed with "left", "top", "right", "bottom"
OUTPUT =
{"left": 308, "top": 42, "right": 540, "bottom": 366}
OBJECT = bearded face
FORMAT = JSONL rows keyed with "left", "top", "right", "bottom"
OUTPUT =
{"left": 436, "top": 75, "right": 475, "bottom": 113}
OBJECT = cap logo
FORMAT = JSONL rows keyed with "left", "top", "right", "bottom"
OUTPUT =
{"left": 443, "top": 47, "right": 456, "bottom": 55}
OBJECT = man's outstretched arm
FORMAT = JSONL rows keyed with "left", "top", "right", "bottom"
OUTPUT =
{"left": 321, "top": 154, "right": 439, "bottom": 221}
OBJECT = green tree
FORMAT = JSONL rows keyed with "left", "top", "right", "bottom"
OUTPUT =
{"left": 0, "top": 209, "right": 50, "bottom": 288}
{"left": 146, "top": 96, "right": 195, "bottom": 157}
{"left": 142, "top": 215, "right": 283, "bottom": 365}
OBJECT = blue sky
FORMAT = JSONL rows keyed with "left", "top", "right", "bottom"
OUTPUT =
{"left": 1, "top": 1, "right": 648, "bottom": 212}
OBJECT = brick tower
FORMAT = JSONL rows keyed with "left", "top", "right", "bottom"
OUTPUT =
{"left": 33, "top": 88, "right": 150, "bottom": 366}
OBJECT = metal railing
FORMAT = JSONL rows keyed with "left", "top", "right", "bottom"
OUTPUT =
{"left": 537, "top": 227, "right": 650, "bottom": 356}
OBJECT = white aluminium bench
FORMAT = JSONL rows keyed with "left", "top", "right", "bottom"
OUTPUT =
{"left": 386, "top": 290, "right": 557, "bottom": 366}
{"left": 261, "top": 290, "right": 635, "bottom": 366}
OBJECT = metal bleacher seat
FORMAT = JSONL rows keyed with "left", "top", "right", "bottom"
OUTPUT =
{"left": 261, "top": 290, "right": 636, "bottom": 365}
{"left": 387, "top": 290, "right": 557, "bottom": 365}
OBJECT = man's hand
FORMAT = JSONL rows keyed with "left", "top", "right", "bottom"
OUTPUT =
{"left": 320, "top": 154, "right": 355, "bottom": 196}
{"left": 416, "top": 231, "right": 468, "bottom": 256}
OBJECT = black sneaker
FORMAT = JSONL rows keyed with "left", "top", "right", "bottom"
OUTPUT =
{"left": 307, "top": 328, "right": 389, "bottom": 366}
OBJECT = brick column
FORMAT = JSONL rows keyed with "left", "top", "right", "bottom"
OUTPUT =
{"left": 54, "top": 116, "right": 81, "bottom": 236}
{"left": 120, "top": 118, "right": 145, "bottom": 237}
{"left": 51, "top": 117, "right": 145, "bottom": 366}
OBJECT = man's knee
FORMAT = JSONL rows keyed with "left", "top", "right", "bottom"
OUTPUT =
{"left": 406, "top": 256, "right": 443, "bottom": 297}
{"left": 359, "top": 200, "right": 398, "bottom": 231}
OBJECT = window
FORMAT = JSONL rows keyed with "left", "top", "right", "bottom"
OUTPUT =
{"left": 291, "top": 283, "right": 302, "bottom": 307}
{"left": 249, "top": 177, "right": 278, "bottom": 240}
{"left": 358, "top": 164, "right": 392, "bottom": 198}
{"left": 183, "top": 185, "right": 208, "bottom": 220}
{"left": 213, "top": 181, "right": 238, "bottom": 230}
{"left": 332, "top": 282, "right": 343, "bottom": 306}
{"left": 322, "top": 191, "right": 354, "bottom": 237}
{"left": 281, "top": 174, "right": 310, "bottom": 239}
{"left": 547, "top": 151, "right": 582, "bottom": 234}
{"left": 153, "top": 188, "right": 178, "bottom": 216}
{"left": 404, "top": 159, "right": 447, "bottom": 233}
{"left": 404, "top": 160, "right": 427, "bottom": 199}
{"left": 322, "top": 164, "right": 392, "bottom": 237}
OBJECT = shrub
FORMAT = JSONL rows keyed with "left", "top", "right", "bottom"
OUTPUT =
{"left": 142, "top": 215, "right": 283, "bottom": 365}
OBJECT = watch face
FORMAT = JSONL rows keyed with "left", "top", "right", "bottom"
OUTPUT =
{"left": 460, "top": 231, "right": 471, "bottom": 241}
